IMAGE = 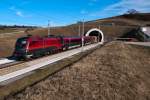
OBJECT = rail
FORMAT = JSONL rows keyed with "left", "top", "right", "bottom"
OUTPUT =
{"left": 0, "top": 43, "right": 101, "bottom": 84}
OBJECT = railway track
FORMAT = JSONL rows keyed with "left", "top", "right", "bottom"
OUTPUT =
{"left": 0, "top": 43, "right": 94, "bottom": 69}
{"left": 0, "top": 53, "right": 61, "bottom": 70}
{"left": 0, "top": 41, "right": 107, "bottom": 69}
{"left": 0, "top": 53, "right": 60, "bottom": 69}
{"left": 0, "top": 43, "right": 102, "bottom": 99}
{"left": 0, "top": 43, "right": 101, "bottom": 80}
{"left": 0, "top": 59, "right": 15, "bottom": 66}
{"left": 0, "top": 61, "right": 24, "bottom": 69}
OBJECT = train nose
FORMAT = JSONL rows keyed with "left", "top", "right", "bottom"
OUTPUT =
{"left": 13, "top": 51, "right": 21, "bottom": 57}
{"left": 13, "top": 50, "right": 25, "bottom": 57}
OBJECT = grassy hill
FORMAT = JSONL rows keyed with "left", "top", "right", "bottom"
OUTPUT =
{"left": 0, "top": 13, "right": 150, "bottom": 57}
{"left": 90, "top": 13, "right": 150, "bottom": 26}
{"left": 117, "top": 13, "right": 150, "bottom": 21}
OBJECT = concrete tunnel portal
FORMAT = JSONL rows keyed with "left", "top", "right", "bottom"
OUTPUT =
{"left": 85, "top": 28, "right": 104, "bottom": 44}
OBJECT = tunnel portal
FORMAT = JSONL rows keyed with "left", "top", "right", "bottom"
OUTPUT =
{"left": 85, "top": 28, "right": 104, "bottom": 44}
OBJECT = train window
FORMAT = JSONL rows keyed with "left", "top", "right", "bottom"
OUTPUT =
{"left": 22, "top": 41, "right": 26, "bottom": 44}
{"left": 16, "top": 38, "right": 27, "bottom": 50}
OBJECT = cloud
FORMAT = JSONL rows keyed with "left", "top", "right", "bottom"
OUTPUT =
{"left": 88, "top": 0, "right": 99, "bottom": 6}
{"left": 16, "top": 11, "right": 24, "bottom": 17}
{"left": 104, "top": 0, "right": 150, "bottom": 13}
{"left": 89, "top": 0, "right": 150, "bottom": 18}
{"left": 9, "top": 6, "right": 25, "bottom": 17}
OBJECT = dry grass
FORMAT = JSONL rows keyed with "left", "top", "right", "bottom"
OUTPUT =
{"left": 0, "top": 25, "right": 134, "bottom": 58}
{"left": 7, "top": 42, "right": 150, "bottom": 100}
{"left": 94, "top": 13, "right": 150, "bottom": 26}
{"left": 0, "top": 13, "right": 149, "bottom": 58}
{"left": 0, "top": 49, "right": 92, "bottom": 99}
{"left": 0, "top": 29, "right": 15, "bottom": 34}
{"left": 0, "top": 28, "right": 26, "bottom": 34}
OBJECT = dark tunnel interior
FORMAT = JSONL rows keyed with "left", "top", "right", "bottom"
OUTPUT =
{"left": 88, "top": 31, "right": 102, "bottom": 42}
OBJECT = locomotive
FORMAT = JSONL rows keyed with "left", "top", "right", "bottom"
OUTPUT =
{"left": 13, "top": 35, "right": 97, "bottom": 60}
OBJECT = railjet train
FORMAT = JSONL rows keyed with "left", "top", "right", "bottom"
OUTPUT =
{"left": 13, "top": 35, "right": 97, "bottom": 60}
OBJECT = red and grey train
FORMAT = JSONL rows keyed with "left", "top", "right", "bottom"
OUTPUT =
{"left": 13, "top": 35, "right": 97, "bottom": 60}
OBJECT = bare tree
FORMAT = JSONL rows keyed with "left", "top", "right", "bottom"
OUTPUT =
{"left": 125, "top": 9, "right": 140, "bottom": 14}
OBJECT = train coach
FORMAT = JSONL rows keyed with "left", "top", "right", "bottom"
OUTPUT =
{"left": 13, "top": 35, "right": 97, "bottom": 60}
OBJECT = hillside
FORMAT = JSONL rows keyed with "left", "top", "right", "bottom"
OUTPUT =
{"left": 0, "top": 25, "right": 135, "bottom": 58}
{"left": 90, "top": 13, "right": 150, "bottom": 26}
{"left": 8, "top": 42, "right": 150, "bottom": 100}
{"left": 0, "top": 13, "right": 150, "bottom": 57}
{"left": 29, "top": 13, "right": 150, "bottom": 37}
{"left": 118, "top": 13, "right": 150, "bottom": 22}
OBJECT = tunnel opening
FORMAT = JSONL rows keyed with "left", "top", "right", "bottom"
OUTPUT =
{"left": 88, "top": 31, "right": 102, "bottom": 42}
{"left": 85, "top": 28, "right": 104, "bottom": 44}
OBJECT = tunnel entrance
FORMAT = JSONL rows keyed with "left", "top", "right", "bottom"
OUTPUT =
{"left": 85, "top": 28, "right": 104, "bottom": 44}
{"left": 88, "top": 31, "right": 102, "bottom": 41}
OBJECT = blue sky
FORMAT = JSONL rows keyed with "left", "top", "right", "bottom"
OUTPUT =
{"left": 0, "top": 0, "right": 150, "bottom": 26}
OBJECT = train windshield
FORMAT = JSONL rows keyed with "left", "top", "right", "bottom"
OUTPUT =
{"left": 15, "top": 38, "right": 27, "bottom": 50}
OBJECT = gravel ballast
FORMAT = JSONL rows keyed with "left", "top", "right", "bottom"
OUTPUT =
{"left": 7, "top": 42, "right": 150, "bottom": 100}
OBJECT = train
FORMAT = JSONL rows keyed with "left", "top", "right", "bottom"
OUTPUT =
{"left": 13, "top": 35, "right": 97, "bottom": 60}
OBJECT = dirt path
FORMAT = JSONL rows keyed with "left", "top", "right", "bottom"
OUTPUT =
{"left": 7, "top": 42, "right": 150, "bottom": 100}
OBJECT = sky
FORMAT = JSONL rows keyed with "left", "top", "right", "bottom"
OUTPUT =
{"left": 0, "top": 0, "right": 150, "bottom": 26}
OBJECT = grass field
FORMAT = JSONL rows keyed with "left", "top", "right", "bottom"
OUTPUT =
{"left": 0, "top": 26, "right": 140, "bottom": 58}
{"left": 0, "top": 28, "right": 27, "bottom": 34}
{"left": 7, "top": 42, "right": 150, "bottom": 100}
{"left": 0, "top": 28, "right": 17, "bottom": 34}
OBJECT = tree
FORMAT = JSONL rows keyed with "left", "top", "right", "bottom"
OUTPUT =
{"left": 125, "top": 9, "right": 140, "bottom": 14}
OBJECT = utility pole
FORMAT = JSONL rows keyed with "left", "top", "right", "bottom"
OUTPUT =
{"left": 48, "top": 20, "right": 50, "bottom": 37}
{"left": 82, "top": 19, "right": 85, "bottom": 51}
{"left": 98, "top": 25, "right": 101, "bottom": 29}
{"left": 78, "top": 22, "right": 81, "bottom": 36}
{"left": 98, "top": 25, "right": 101, "bottom": 42}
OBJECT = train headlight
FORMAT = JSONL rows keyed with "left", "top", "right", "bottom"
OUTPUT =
{"left": 22, "top": 41, "right": 27, "bottom": 44}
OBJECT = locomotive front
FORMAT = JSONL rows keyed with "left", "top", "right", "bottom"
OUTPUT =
{"left": 13, "top": 37, "right": 29, "bottom": 59}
